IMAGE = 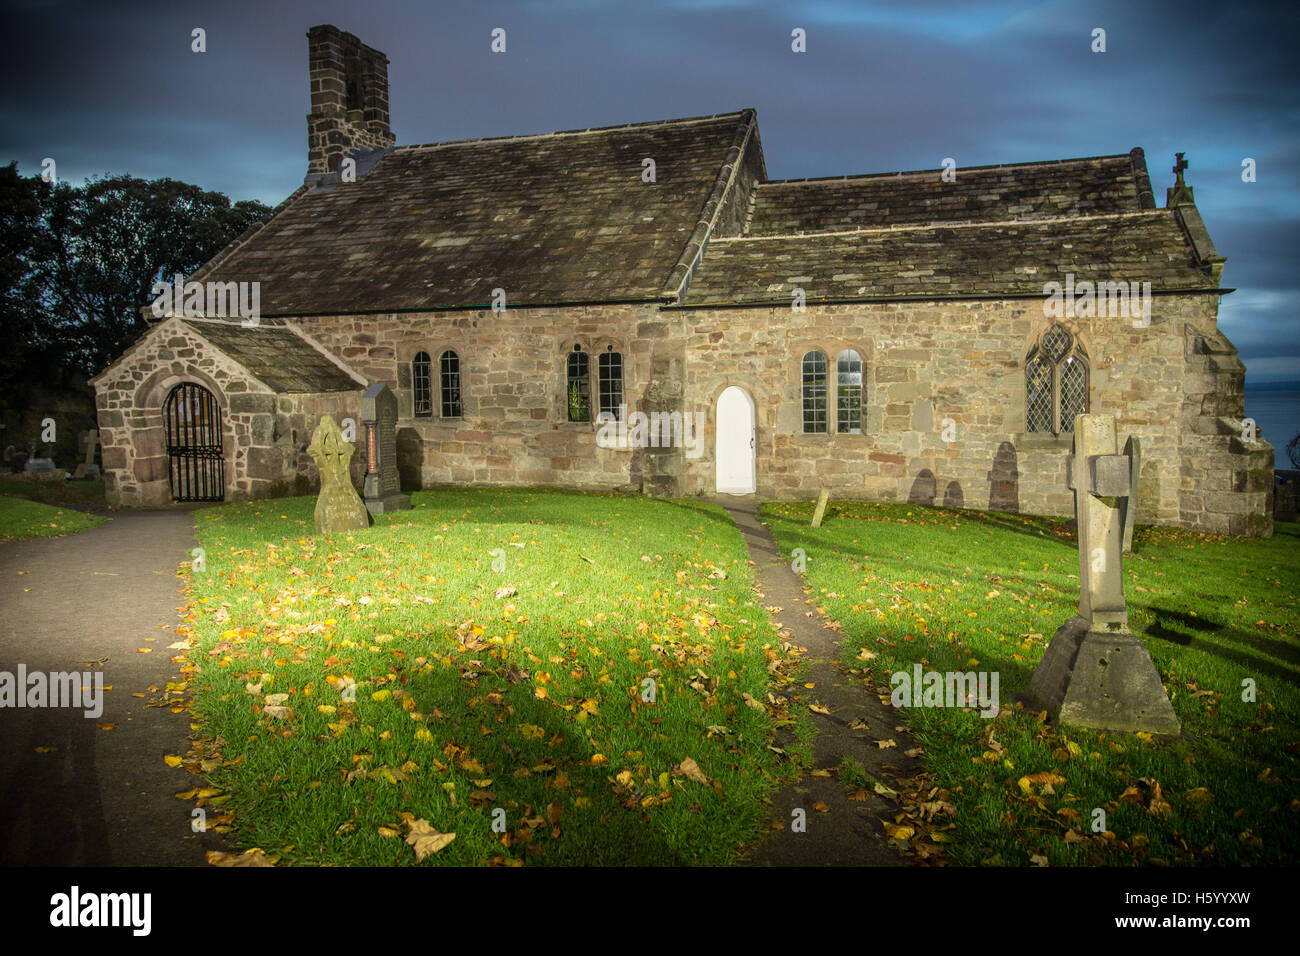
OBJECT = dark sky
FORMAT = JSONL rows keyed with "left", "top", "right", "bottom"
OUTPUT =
{"left": 3, "top": 0, "right": 1297, "bottom": 381}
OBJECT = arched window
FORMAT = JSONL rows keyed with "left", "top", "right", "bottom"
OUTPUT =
{"left": 598, "top": 346, "right": 623, "bottom": 420}
{"left": 412, "top": 351, "right": 432, "bottom": 418}
{"left": 1026, "top": 324, "right": 1089, "bottom": 434}
{"left": 567, "top": 344, "right": 590, "bottom": 422}
{"left": 836, "top": 349, "right": 863, "bottom": 434}
{"left": 802, "top": 350, "right": 828, "bottom": 433}
{"left": 439, "top": 350, "right": 462, "bottom": 418}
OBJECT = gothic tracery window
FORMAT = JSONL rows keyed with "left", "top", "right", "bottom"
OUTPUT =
{"left": 1026, "top": 323, "right": 1089, "bottom": 435}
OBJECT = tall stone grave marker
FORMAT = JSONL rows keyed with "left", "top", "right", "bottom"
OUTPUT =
{"left": 1119, "top": 435, "right": 1140, "bottom": 553}
{"left": 308, "top": 415, "right": 370, "bottom": 533}
{"left": 74, "top": 429, "right": 100, "bottom": 480}
{"left": 360, "top": 384, "right": 411, "bottom": 515}
{"left": 1025, "top": 414, "right": 1180, "bottom": 735}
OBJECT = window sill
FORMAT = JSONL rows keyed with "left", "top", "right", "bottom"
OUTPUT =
{"left": 1012, "top": 432, "right": 1073, "bottom": 452}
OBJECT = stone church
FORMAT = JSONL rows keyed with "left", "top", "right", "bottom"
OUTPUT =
{"left": 90, "top": 24, "right": 1273, "bottom": 536}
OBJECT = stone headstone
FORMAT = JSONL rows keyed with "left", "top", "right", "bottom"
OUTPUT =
{"left": 307, "top": 416, "right": 370, "bottom": 534}
{"left": 1025, "top": 414, "right": 1180, "bottom": 736}
{"left": 811, "top": 489, "right": 830, "bottom": 527}
{"left": 74, "top": 429, "right": 100, "bottom": 480}
{"left": 360, "top": 384, "right": 411, "bottom": 515}
{"left": 1274, "top": 470, "right": 1298, "bottom": 523}
{"left": 24, "top": 457, "right": 55, "bottom": 473}
{"left": 1119, "top": 434, "right": 1140, "bottom": 552}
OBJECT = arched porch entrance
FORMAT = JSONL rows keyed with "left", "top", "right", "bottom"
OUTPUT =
{"left": 164, "top": 382, "right": 225, "bottom": 501}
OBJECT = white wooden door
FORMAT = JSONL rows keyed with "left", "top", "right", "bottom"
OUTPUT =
{"left": 715, "top": 386, "right": 756, "bottom": 494}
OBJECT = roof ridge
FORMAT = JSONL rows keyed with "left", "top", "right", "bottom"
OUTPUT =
{"left": 719, "top": 209, "right": 1170, "bottom": 242}
{"left": 395, "top": 109, "right": 752, "bottom": 153}
{"left": 659, "top": 109, "right": 759, "bottom": 302}
{"left": 758, "top": 152, "right": 1136, "bottom": 188}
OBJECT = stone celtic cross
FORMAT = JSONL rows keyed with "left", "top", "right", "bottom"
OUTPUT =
{"left": 308, "top": 415, "right": 370, "bottom": 533}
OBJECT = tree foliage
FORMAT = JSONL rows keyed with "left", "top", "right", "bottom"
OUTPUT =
{"left": 1, "top": 163, "right": 272, "bottom": 421}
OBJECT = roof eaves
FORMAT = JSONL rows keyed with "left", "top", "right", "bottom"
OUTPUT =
{"left": 667, "top": 286, "right": 1229, "bottom": 310}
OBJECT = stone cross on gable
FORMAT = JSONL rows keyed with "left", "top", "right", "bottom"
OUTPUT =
{"left": 1166, "top": 152, "right": 1195, "bottom": 206}
{"left": 1172, "top": 152, "right": 1188, "bottom": 188}
{"left": 1026, "top": 413, "right": 1180, "bottom": 735}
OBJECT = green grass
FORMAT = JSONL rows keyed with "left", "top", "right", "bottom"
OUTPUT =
{"left": 0, "top": 495, "right": 107, "bottom": 541}
{"left": 0, "top": 475, "right": 107, "bottom": 512}
{"left": 181, "top": 488, "right": 799, "bottom": 866}
{"left": 762, "top": 500, "right": 1300, "bottom": 866}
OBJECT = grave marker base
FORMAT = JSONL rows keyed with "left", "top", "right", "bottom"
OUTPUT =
{"left": 1027, "top": 617, "right": 1181, "bottom": 736}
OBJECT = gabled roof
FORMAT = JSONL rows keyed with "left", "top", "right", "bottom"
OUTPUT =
{"left": 679, "top": 211, "right": 1207, "bottom": 306}
{"left": 744, "top": 151, "right": 1155, "bottom": 235}
{"left": 183, "top": 320, "right": 362, "bottom": 392}
{"left": 189, "top": 111, "right": 756, "bottom": 316}
{"left": 91, "top": 316, "right": 364, "bottom": 393}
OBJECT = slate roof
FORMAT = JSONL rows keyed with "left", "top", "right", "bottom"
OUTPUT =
{"left": 189, "top": 111, "right": 755, "bottom": 316}
{"left": 744, "top": 152, "right": 1154, "bottom": 235}
{"left": 679, "top": 211, "right": 1206, "bottom": 306}
{"left": 184, "top": 320, "right": 361, "bottom": 393}
{"left": 175, "top": 112, "right": 1212, "bottom": 316}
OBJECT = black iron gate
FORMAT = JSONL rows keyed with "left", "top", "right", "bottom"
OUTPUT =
{"left": 164, "top": 382, "right": 225, "bottom": 502}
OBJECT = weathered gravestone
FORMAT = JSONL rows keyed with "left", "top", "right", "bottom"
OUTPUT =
{"left": 307, "top": 415, "right": 370, "bottom": 533}
{"left": 360, "top": 384, "right": 411, "bottom": 515}
{"left": 1119, "top": 434, "right": 1140, "bottom": 552}
{"left": 74, "top": 429, "right": 100, "bottom": 480}
{"left": 811, "top": 489, "right": 830, "bottom": 527}
{"left": 1025, "top": 414, "right": 1180, "bottom": 736}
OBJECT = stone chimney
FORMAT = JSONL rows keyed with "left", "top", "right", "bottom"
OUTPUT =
{"left": 306, "top": 25, "right": 395, "bottom": 177}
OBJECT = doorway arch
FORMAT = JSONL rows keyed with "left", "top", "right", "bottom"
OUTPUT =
{"left": 163, "top": 382, "right": 225, "bottom": 501}
{"left": 715, "top": 385, "right": 756, "bottom": 495}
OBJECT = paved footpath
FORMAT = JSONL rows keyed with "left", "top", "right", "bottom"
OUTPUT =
{"left": 0, "top": 511, "right": 224, "bottom": 866}
{"left": 724, "top": 502, "right": 922, "bottom": 866}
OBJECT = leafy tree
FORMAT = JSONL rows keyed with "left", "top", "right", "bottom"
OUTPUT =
{"left": 0, "top": 163, "right": 55, "bottom": 418}
{"left": 40, "top": 174, "right": 273, "bottom": 376}
{"left": 0, "top": 166, "right": 273, "bottom": 459}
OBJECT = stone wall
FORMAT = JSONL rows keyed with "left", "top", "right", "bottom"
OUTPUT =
{"left": 296, "top": 293, "right": 1268, "bottom": 534}
{"left": 92, "top": 318, "right": 360, "bottom": 507}
{"left": 297, "top": 305, "right": 673, "bottom": 492}
{"left": 101, "top": 298, "right": 1270, "bottom": 535}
